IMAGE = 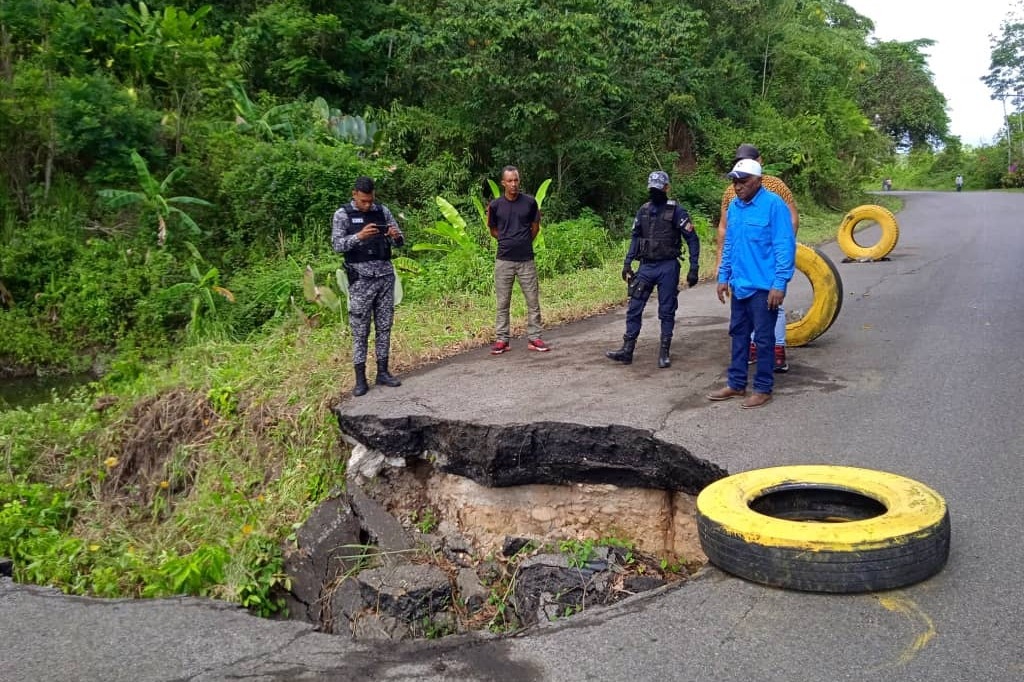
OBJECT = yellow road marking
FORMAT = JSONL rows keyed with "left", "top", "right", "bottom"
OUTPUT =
{"left": 877, "top": 595, "right": 937, "bottom": 666}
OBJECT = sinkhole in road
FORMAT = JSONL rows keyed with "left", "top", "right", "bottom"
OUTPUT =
{"left": 284, "top": 412, "right": 728, "bottom": 640}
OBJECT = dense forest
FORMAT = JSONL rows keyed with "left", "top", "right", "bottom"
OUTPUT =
{"left": 0, "top": 0, "right": 980, "bottom": 368}
{"left": 1, "top": 0, "right": 1022, "bottom": 612}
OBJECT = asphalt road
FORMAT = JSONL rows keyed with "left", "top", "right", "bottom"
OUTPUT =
{"left": 2, "top": 190, "right": 1022, "bottom": 681}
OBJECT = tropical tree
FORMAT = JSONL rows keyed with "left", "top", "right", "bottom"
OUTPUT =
{"left": 859, "top": 40, "right": 950, "bottom": 150}
{"left": 387, "top": 0, "right": 709, "bottom": 216}
{"left": 983, "top": 2, "right": 1024, "bottom": 103}
{"left": 98, "top": 150, "right": 212, "bottom": 247}
{"left": 114, "top": 2, "right": 226, "bottom": 154}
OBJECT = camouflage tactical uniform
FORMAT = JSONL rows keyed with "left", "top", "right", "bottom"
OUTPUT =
{"left": 331, "top": 202, "right": 403, "bottom": 365}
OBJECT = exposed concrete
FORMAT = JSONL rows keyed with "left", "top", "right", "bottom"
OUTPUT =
{"left": 425, "top": 472, "right": 705, "bottom": 561}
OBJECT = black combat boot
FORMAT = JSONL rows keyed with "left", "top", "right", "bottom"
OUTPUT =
{"left": 658, "top": 336, "right": 672, "bottom": 369}
{"left": 353, "top": 363, "right": 369, "bottom": 397}
{"left": 376, "top": 357, "right": 402, "bottom": 387}
{"left": 605, "top": 335, "right": 637, "bottom": 364}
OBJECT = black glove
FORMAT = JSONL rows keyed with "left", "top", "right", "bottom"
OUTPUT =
{"left": 622, "top": 265, "right": 635, "bottom": 282}
{"left": 686, "top": 267, "right": 699, "bottom": 288}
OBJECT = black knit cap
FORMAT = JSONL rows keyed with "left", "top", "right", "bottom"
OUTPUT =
{"left": 734, "top": 144, "right": 760, "bottom": 162}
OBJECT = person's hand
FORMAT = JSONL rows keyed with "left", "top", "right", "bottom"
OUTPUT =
{"left": 767, "top": 288, "right": 785, "bottom": 309}
{"left": 687, "top": 267, "right": 699, "bottom": 288}
{"left": 621, "top": 265, "right": 635, "bottom": 282}
{"left": 716, "top": 283, "right": 730, "bottom": 304}
{"left": 357, "top": 224, "right": 381, "bottom": 240}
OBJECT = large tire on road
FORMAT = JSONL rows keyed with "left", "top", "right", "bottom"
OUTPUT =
{"left": 696, "top": 465, "right": 950, "bottom": 593}
{"left": 785, "top": 244, "right": 843, "bottom": 347}
{"left": 837, "top": 204, "right": 899, "bottom": 260}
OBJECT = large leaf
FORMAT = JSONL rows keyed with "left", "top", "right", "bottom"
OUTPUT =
{"left": 97, "top": 189, "right": 146, "bottom": 209}
{"left": 410, "top": 242, "right": 453, "bottom": 253}
{"left": 302, "top": 266, "right": 317, "bottom": 301}
{"left": 128, "top": 150, "right": 160, "bottom": 198}
{"left": 168, "top": 207, "right": 202, "bottom": 235}
{"left": 168, "top": 196, "right": 214, "bottom": 207}
{"left": 534, "top": 178, "right": 552, "bottom": 210}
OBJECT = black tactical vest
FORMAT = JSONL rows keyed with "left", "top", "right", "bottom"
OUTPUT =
{"left": 638, "top": 200, "right": 681, "bottom": 261}
{"left": 342, "top": 204, "right": 392, "bottom": 263}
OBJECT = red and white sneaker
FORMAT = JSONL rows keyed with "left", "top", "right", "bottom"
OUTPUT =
{"left": 527, "top": 339, "right": 551, "bottom": 352}
{"left": 490, "top": 340, "right": 510, "bottom": 355}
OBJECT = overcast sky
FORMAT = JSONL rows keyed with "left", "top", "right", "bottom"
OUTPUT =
{"left": 846, "top": 0, "right": 1015, "bottom": 146}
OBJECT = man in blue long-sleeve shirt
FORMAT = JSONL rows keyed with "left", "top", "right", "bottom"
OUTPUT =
{"left": 707, "top": 159, "right": 795, "bottom": 409}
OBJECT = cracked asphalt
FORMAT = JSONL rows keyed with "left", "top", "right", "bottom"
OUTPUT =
{"left": 3, "top": 190, "right": 1023, "bottom": 681}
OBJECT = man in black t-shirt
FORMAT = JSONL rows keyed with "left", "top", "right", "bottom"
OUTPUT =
{"left": 486, "top": 166, "right": 549, "bottom": 354}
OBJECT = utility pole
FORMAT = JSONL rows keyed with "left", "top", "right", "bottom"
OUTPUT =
{"left": 1017, "top": 92, "right": 1024, "bottom": 166}
{"left": 1001, "top": 93, "right": 1013, "bottom": 171}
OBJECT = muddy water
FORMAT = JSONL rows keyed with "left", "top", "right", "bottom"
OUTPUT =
{"left": 0, "top": 374, "right": 91, "bottom": 411}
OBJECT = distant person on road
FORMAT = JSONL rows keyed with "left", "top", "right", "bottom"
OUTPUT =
{"left": 707, "top": 159, "right": 795, "bottom": 409}
{"left": 487, "top": 165, "right": 549, "bottom": 355}
{"left": 955, "top": 174, "right": 964, "bottom": 192}
{"left": 883, "top": 177, "right": 892, "bottom": 191}
{"left": 717, "top": 144, "right": 799, "bottom": 372}
{"left": 605, "top": 170, "right": 700, "bottom": 368}
{"left": 331, "top": 176, "right": 405, "bottom": 397}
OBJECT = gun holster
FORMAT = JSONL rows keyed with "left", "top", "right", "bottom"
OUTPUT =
{"left": 628, "top": 276, "right": 654, "bottom": 301}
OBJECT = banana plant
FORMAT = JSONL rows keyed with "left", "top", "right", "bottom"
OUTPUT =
{"left": 412, "top": 197, "right": 487, "bottom": 257}
{"left": 164, "top": 242, "right": 234, "bottom": 342}
{"left": 311, "top": 98, "right": 380, "bottom": 148}
{"left": 227, "top": 81, "right": 296, "bottom": 140}
{"left": 302, "top": 265, "right": 343, "bottom": 317}
{"left": 481, "top": 178, "right": 552, "bottom": 250}
{"left": 98, "top": 150, "right": 212, "bottom": 247}
{"left": 302, "top": 257, "right": 418, "bottom": 322}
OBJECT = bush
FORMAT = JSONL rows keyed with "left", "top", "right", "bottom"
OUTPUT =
{"left": 535, "top": 210, "right": 616, "bottom": 278}
{"left": 215, "top": 138, "right": 390, "bottom": 254}
{"left": 54, "top": 238, "right": 180, "bottom": 349}
{"left": 222, "top": 257, "right": 307, "bottom": 337}
{"left": 54, "top": 73, "right": 163, "bottom": 186}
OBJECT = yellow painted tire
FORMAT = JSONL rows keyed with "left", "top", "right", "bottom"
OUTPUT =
{"left": 785, "top": 244, "right": 843, "bottom": 347}
{"left": 697, "top": 465, "right": 950, "bottom": 593}
{"left": 837, "top": 204, "right": 899, "bottom": 260}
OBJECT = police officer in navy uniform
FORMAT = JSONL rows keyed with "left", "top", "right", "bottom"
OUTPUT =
{"left": 331, "top": 176, "right": 405, "bottom": 397}
{"left": 606, "top": 170, "right": 700, "bottom": 368}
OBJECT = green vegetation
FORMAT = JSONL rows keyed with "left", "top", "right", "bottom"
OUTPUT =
{"left": 2, "top": 0, "right": 1022, "bottom": 613}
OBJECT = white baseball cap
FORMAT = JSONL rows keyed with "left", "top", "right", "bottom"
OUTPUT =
{"left": 727, "top": 158, "right": 762, "bottom": 179}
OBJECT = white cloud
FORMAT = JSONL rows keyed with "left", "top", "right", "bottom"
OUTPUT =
{"left": 846, "top": 0, "right": 1014, "bottom": 146}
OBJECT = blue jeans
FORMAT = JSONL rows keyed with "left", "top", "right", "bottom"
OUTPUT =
{"left": 728, "top": 290, "right": 776, "bottom": 394}
{"left": 750, "top": 306, "right": 787, "bottom": 346}
{"left": 625, "top": 259, "right": 680, "bottom": 339}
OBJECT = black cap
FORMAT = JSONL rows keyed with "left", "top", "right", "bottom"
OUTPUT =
{"left": 734, "top": 144, "right": 761, "bottom": 162}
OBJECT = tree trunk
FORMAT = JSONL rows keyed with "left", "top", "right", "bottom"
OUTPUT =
{"left": 1, "top": 23, "right": 13, "bottom": 83}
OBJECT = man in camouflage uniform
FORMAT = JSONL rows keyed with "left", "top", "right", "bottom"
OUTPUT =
{"left": 331, "top": 176, "right": 405, "bottom": 397}
{"left": 716, "top": 144, "right": 799, "bottom": 372}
